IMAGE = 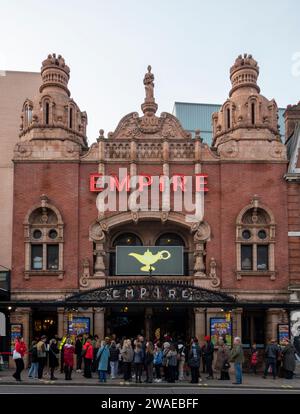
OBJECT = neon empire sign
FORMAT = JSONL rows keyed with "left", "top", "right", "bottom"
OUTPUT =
{"left": 89, "top": 169, "right": 208, "bottom": 223}
{"left": 90, "top": 172, "right": 208, "bottom": 192}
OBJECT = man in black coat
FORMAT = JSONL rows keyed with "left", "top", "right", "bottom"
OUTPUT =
{"left": 203, "top": 336, "right": 214, "bottom": 379}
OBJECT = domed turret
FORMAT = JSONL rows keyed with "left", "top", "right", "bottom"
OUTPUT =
{"left": 211, "top": 54, "right": 285, "bottom": 161}
{"left": 18, "top": 53, "right": 88, "bottom": 154}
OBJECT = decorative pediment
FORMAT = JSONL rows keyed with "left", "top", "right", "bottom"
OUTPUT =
{"left": 108, "top": 111, "right": 191, "bottom": 140}
{"left": 107, "top": 66, "right": 191, "bottom": 140}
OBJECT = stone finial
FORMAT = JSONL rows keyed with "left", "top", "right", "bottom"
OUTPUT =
{"left": 229, "top": 53, "right": 260, "bottom": 96}
{"left": 141, "top": 65, "right": 158, "bottom": 115}
{"left": 195, "top": 129, "right": 203, "bottom": 141}
{"left": 40, "top": 53, "right": 70, "bottom": 96}
{"left": 99, "top": 129, "right": 104, "bottom": 138}
{"left": 41, "top": 53, "right": 70, "bottom": 75}
{"left": 230, "top": 53, "right": 259, "bottom": 75}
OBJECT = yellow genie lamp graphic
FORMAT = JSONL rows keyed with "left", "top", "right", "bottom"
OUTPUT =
{"left": 128, "top": 249, "right": 171, "bottom": 272}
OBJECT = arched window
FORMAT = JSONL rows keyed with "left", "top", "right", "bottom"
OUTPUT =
{"left": 155, "top": 233, "right": 185, "bottom": 246}
{"left": 227, "top": 108, "right": 231, "bottom": 129}
{"left": 236, "top": 201, "right": 275, "bottom": 280}
{"left": 69, "top": 107, "right": 73, "bottom": 129}
{"left": 113, "top": 233, "right": 142, "bottom": 247}
{"left": 109, "top": 233, "right": 142, "bottom": 275}
{"left": 155, "top": 233, "right": 189, "bottom": 275}
{"left": 24, "top": 199, "right": 64, "bottom": 279}
{"left": 44, "top": 101, "right": 50, "bottom": 125}
{"left": 25, "top": 105, "right": 32, "bottom": 127}
{"left": 251, "top": 102, "right": 255, "bottom": 125}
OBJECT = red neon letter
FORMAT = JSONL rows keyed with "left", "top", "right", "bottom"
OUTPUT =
{"left": 138, "top": 175, "right": 153, "bottom": 192}
{"left": 172, "top": 174, "right": 186, "bottom": 192}
{"left": 109, "top": 174, "right": 130, "bottom": 192}
{"left": 90, "top": 174, "right": 104, "bottom": 192}
{"left": 195, "top": 174, "right": 209, "bottom": 192}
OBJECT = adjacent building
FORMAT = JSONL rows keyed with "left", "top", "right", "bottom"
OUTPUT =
{"left": 173, "top": 102, "right": 286, "bottom": 145}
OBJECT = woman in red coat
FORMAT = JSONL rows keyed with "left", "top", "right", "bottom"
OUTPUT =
{"left": 63, "top": 338, "right": 75, "bottom": 380}
{"left": 13, "top": 336, "right": 27, "bottom": 381}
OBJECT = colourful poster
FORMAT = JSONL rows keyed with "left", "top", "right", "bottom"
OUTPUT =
{"left": 10, "top": 324, "right": 23, "bottom": 352}
{"left": 278, "top": 324, "right": 290, "bottom": 346}
{"left": 67, "top": 317, "right": 90, "bottom": 336}
{"left": 210, "top": 318, "right": 232, "bottom": 347}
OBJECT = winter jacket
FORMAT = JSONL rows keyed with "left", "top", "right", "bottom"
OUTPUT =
{"left": 121, "top": 346, "right": 134, "bottom": 362}
{"left": 250, "top": 349, "right": 258, "bottom": 365}
{"left": 97, "top": 345, "right": 110, "bottom": 371}
{"left": 230, "top": 344, "right": 244, "bottom": 364}
{"left": 83, "top": 342, "right": 93, "bottom": 359}
{"left": 188, "top": 344, "right": 201, "bottom": 368}
{"left": 75, "top": 339, "right": 83, "bottom": 355}
{"left": 282, "top": 344, "right": 296, "bottom": 372}
{"left": 166, "top": 350, "right": 178, "bottom": 367}
{"left": 30, "top": 345, "right": 38, "bottom": 363}
{"left": 133, "top": 349, "right": 144, "bottom": 364}
{"left": 37, "top": 341, "right": 46, "bottom": 358}
{"left": 15, "top": 340, "right": 27, "bottom": 357}
{"left": 63, "top": 344, "right": 75, "bottom": 367}
{"left": 215, "top": 346, "right": 230, "bottom": 371}
{"left": 153, "top": 349, "right": 163, "bottom": 365}
{"left": 109, "top": 344, "right": 120, "bottom": 362}
{"left": 203, "top": 342, "right": 214, "bottom": 361}
{"left": 265, "top": 344, "right": 280, "bottom": 360}
{"left": 145, "top": 351, "right": 154, "bottom": 365}
{"left": 49, "top": 343, "right": 59, "bottom": 368}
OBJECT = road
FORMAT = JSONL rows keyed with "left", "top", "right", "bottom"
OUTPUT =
{"left": 0, "top": 384, "right": 299, "bottom": 394}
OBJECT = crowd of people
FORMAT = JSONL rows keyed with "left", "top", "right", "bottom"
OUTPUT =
{"left": 11, "top": 333, "right": 298, "bottom": 384}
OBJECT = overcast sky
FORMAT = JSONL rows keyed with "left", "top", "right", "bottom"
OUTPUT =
{"left": 1, "top": 0, "right": 300, "bottom": 143}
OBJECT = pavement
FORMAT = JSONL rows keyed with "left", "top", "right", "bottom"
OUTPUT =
{"left": 1, "top": 368, "right": 300, "bottom": 391}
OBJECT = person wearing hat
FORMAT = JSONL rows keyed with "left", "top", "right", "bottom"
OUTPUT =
{"left": 203, "top": 336, "right": 214, "bottom": 379}
{"left": 36, "top": 335, "right": 47, "bottom": 380}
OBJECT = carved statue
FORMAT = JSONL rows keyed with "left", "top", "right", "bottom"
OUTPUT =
{"left": 143, "top": 65, "right": 155, "bottom": 102}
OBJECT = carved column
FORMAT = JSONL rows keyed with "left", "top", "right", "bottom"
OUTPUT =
{"left": 97, "top": 131, "right": 105, "bottom": 175}
{"left": 57, "top": 307, "right": 65, "bottom": 338}
{"left": 232, "top": 308, "right": 243, "bottom": 340}
{"left": 94, "top": 308, "right": 105, "bottom": 338}
{"left": 130, "top": 140, "right": 137, "bottom": 177}
{"left": 194, "top": 308, "right": 206, "bottom": 340}
{"left": 265, "top": 309, "right": 282, "bottom": 342}
{"left": 94, "top": 243, "right": 105, "bottom": 276}
{"left": 194, "top": 131, "right": 202, "bottom": 163}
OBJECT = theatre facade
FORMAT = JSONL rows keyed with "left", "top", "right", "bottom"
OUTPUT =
{"left": 9, "top": 53, "right": 296, "bottom": 348}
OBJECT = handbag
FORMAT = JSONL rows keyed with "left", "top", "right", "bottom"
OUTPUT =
{"left": 222, "top": 361, "right": 231, "bottom": 370}
{"left": 13, "top": 350, "right": 22, "bottom": 360}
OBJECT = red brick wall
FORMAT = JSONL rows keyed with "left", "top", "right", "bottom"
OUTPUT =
{"left": 12, "top": 159, "right": 290, "bottom": 293}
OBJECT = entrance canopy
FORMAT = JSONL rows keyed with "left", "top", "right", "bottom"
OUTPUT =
{"left": 65, "top": 280, "right": 236, "bottom": 307}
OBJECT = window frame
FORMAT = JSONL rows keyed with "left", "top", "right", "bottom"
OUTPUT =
{"left": 24, "top": 200, "right": 64, "bottom": 279}
{"left": 236, "top": 202, "right": 275, "bottom": 280}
